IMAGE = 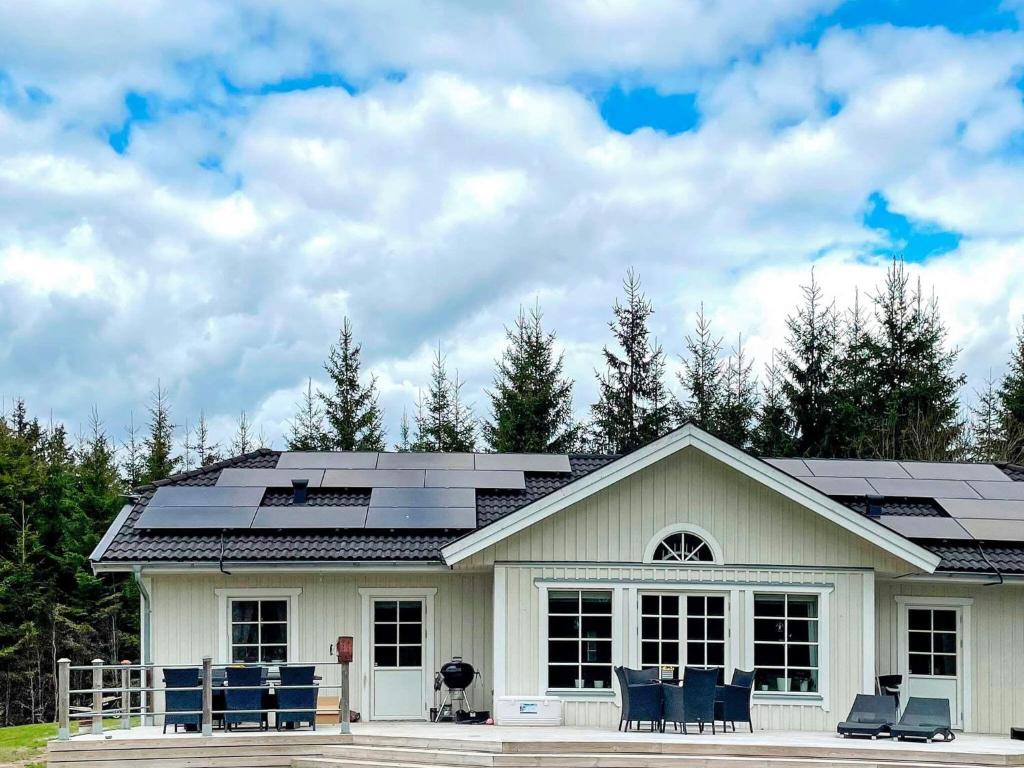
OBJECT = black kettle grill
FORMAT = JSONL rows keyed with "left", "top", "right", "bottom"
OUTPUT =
{"left": 432, "top": 657, "right": 483, "bottom": 722}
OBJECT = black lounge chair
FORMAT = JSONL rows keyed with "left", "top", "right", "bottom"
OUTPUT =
{"left": 837, "top": 694, "right": 897, "bottom": 738}
{"left": 614, "top": 666, "right": 663, "bottom": 732}
{"left": 163, "top": 667, "right": 201, "bottom": 734}
{"left": 891, "top": 697, "right": 955, "bottom": 742}
{"left": 717, "top": 668, "right": 755, "bottom": 733}
{"left": 276, "top": 665, "right": 317, "bottom": 730}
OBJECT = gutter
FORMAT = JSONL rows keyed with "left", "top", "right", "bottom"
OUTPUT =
{"left": 132, "top": 566, "right": 153, "bottom": 725}
{"left": 93, "top": 560, "right": 452, "bottom": 574}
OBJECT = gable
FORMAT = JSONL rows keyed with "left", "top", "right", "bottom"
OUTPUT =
{"left": 443, "top": 425, "right": 939, "bottom": 572}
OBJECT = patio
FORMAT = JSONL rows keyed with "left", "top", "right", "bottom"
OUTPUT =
{"left": 48, "top": 721, "right": 1024, "bottom": 768}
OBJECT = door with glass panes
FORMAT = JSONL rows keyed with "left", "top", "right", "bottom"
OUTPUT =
{"left": 640, "top": 593, "right": 727, "bottom": 678}
{"left": 370, "top": 598, "right": 425, "bottom": 719}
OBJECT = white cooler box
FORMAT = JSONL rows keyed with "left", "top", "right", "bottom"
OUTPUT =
{"left": 495, "top": 696, "right": 563, "bottom": 726}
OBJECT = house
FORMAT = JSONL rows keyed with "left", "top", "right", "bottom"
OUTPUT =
{"left": 90, "top": 424, "right": 1024, "bottom": 734}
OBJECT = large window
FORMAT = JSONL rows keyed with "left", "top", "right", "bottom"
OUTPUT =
{"left": 641, "top": 593, "right": 726, "bottom": 672}
{"left": 547, "top": 590, "right": 613, "bottom": 690}
{"left": 230, "top": 598, "right": 288, "bottom": 664}
{"left": 753, "top": 594, "right": 818, "bottom": 694}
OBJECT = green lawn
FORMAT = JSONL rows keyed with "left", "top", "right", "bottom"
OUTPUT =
{"left": 0, "top": 721, "right": 54, "bottom": 766}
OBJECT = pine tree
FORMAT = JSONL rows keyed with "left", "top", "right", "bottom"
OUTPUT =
{"left": 187, "top": 411, "right": 221, "bottom": 466}
{"left": 287, "top": 379, "right": 331, "bottom": 450}
{"left": 715, "top": 335, "right": 758, "bottom": 449}
{"left": 413, "top": 346, "right": 477, "bottom": 452}
{"left": 141, "top": 383, "right": 179, "bottom": 483}
{"left": 752, "top": 351, "right": 796, "bottom": 456}
{"left": 591, "top": 270, "right": 675, "bottom": 453}
{"left": 120, "top": 412, "right": 146, "bottom": 489}
{"left": 677, "top": 304, "right": 724, "bottom": 431}
{"left": 394, "top": 410, "right": 412, "bottom": 452}
{"left": 971, "top": 374, "right": 1007, "bottom": 461}
{"left": 231, "top": 410, "right": 256, "bottom": 455}
{"left": 998, "top": 320, "right": 1024, "bottom": 455}
{"left": 484, "top": 305, "right": 578, "bottom": 452}
{"left": 782, "top": 270, "right": 840, "bottom": 456}
{"left": 321, "top": 318, "right": 386, "bottom": 451}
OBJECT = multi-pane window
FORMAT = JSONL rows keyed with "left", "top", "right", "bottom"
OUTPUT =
{"left": 547, "top": 590, "right": 613, "bottom": 690}
{"left": 652, "top": 532, "right": 716, "bottom": 562}
{"left": 684, "top": 595, "right": 726, "bottom": 667}
{"left": 753, "top": 594, "right": 819, "bottom": 694}
{"left": 640, "top": 594, "right": 726, "bottom": 672}
{"left": 908, "top": 608, "right": 957, "bottom": 677}
{"left": 373, "top": 599, "right": 423, "bottom": 668}
{"left": 641, "top": 594, "right": 680, "bottom": 669}
{"left": 230, "top": 599, "right": 288, "bottom": 663}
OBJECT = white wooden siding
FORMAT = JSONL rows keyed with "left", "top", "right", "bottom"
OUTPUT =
{"left": 876, "top": 579, "right": 1024, "bottom": 735}
{"left": 148, "top": 571, "right": 492, "bottom": 717}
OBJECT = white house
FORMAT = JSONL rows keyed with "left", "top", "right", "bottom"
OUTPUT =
{"left": 90, "top": 424, "right": 1024, "bottom": 733}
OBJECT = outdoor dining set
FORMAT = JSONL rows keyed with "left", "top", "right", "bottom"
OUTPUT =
{"left": 615, "top": 665, "right": 755, "bottom": 735}
{"left": 162, "top": 665, "right": 320, "bottom": 734}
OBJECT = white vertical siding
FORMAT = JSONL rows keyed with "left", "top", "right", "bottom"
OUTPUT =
{"left": 149, "top": 570, "right": 492, "bottom": 717}
{"left": 876, "top": 579, "right": 1024, "bottom": 735}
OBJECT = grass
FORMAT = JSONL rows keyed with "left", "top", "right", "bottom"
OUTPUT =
{"left": 0, "top": 717, "right": 139, "bottom": 766}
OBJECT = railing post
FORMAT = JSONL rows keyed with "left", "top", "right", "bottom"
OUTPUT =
{"left": 58, "top": 658, "right": 70, "bottom": 741}
{"left": 201, "top": 657, "right": 213, "bottom": 736}
{"left": 120, "top": 661, "right": 131, "bottom": 730}
{"left": 339, "top": 660, "right": 350, "bottom": 735}
{"left": 91, "top": 659, "right": 104, "bottom": 734}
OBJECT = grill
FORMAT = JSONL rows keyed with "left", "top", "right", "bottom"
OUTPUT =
{"left": 431, "top": 657, "right": 486, "bottom": 723}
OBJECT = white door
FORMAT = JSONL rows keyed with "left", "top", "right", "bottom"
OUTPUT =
{"left": 903, "top": 605, "right": 963, "bottom": 728}
{"left": 640, "top": 593, "right": 728, "bottom": 676}
{"left": 370, "top": 598, "right": 425, "bottom": 719}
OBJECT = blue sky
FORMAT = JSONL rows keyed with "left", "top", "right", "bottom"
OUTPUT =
{"left": 0, "top": 1, "right": 1023, "bottom": 452}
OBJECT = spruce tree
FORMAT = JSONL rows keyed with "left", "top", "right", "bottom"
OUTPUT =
{"left": 287, "top": 379, "right": 331, "bottom": 450}
{"left": 591, "top": 270, "right": 675, "bottom": 453}
{"left": 120, "top": 411, "right": 146, "bottom": 489}
{"left": 832, "top": 291, "right": 875, "bottom": 457}
{"left": 394, "top": 410, "right": 412, "bottom": 452}
{"left": 752, "top": 351, "right": 796, "bottom": 456}
{"left": 715, "top": 335, "right": 758, "bottom": 449}
{"left": 231, "top": 410, "right": 255, "bottom": 455}
{"left": 998, "top": 320, "right": 1024, "bottom": 455}
{"left": 141, "top": 383, "right": 179, "bottom": 483}
{"left": 321, "top": 318, "right": 386, "bottom": 451}
{"left": 413, "top": 346, "right": 476, "bottom": 452}
{"left": 187, "top": 411, "right": 221, "bottom": 466}
{"left": 782, "top": 270, "right": 840, "bottom": 456}
{"left": 484, "top": 305, "right": 578, "bottom": 453}
{"left": 677, "top": 304, "right": 724, "bottom": 432}
{"left": 971, "top": 374, "right": 1007, "bottom": 461}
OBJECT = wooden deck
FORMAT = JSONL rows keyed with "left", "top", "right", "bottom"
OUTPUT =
{"left": 46, "top": 722, "right": 1024, "bottom": 768}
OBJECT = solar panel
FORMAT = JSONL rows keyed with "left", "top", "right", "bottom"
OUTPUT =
{"left": 803, "top": 459, "right": 910, "bottom": 479}
{"left": 369, "top": 487, "right": 476, "bottom": 508}
{"left": 364, "top": 506, "right": 476, "bottom": 529}
{"left": 148, "top": 486, "right": 265, "bottom": 507}
{"left": 957, "top": 518, "right": 1024, "bottom": 542}
{"left": 763, "top": 458, "right": 812, "bottom": 477}
{"left": 216, "top": 469, "right": 325, "bottom": 487}
{"left": 322, "top": 469, "right": 425, "bottom": 488}
{"left": 876, "top": 516, "right": 972, "bottom": 540}
{"left": 376, "top": 453, "right": 475, "bottom": 470}
{"left": 277, "top": 452, "right": 379, "bottom": 470}
{"left": 799, "top": 476, "right": 877, "bottom": 496}
{"left": 136, "top": 507, "right": 257, "bottom": 529}
{"left": 425, "top": 470, "right": 525, "bottom": 489}
{"left": 474, "top": 454, "right": 572, "bottom": 473}
{"left": 900, "top": 462, "right": 1009, "bottom": 482}
{"left": 936, "top": 499, "right": 1024, "bottom": 520}
{"left": 251, "top": 506, "right": 368, "bottom": 529}
{"left": 966, "top": 481, "right": 1024, "bottom": 501}
{"left": 865, "top": 478, "right": 980, "bottom": 499}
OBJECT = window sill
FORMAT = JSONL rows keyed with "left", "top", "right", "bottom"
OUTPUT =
{"left": 752, "top": 692, "right": 824, "bottom": 706}
{"left": 546, "top": 689, "right": 616, "bottom": 700}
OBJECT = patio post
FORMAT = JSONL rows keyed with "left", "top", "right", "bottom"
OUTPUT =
{"left": 57, "top": 658, "right": 70, "bottom": 741}
{"left": 120, "top": 661, "right": 131, "bottom": 729}
{"left": 339, "top": 659, "right": 350, "bottom": 735}
{"left": 201, "top": 656, "right": 213, "bottom": 736}
{"left": 91, "top": 658, "right": 104, "bottom": 734}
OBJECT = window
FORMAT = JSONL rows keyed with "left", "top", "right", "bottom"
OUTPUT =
{"left": 753, "top": 594, "right": 818, "bottom": 694}
{"left": 908, "top": 608, "right": 957, "bottom": 677}
{"left": 641, "top": 593, "right": 726, "bottom": 672}
{"left": 652, "top": 532, "right": 716, "bottom": 563}
{"left": 547, "top": 590, "right": 613, "bottom": 690}
{"left": 373, "top": 599, "right": 423, "bottom": 668}
{"left": 230, "top": 599, "right": 288, "bottom": 664}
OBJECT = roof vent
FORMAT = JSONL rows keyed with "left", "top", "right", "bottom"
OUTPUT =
{"left": 292, "top": 479, "right": 309, "bottom": 505}
{"left": 866, "top": 494, "right": 884, "bottom": 518}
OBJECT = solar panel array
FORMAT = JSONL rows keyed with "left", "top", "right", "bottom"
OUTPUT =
{"left": 136, "top": 451, "right": 572, "bottom": 532}
{"left": 766, "top": 457, "right": 1024, "bottom": 542}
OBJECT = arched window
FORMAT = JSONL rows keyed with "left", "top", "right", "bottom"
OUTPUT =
{"left": 644, "top": 525, "right": 723, "bottom": 564}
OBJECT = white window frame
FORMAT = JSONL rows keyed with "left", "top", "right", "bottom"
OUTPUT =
{"left": 643, "top": 523, "right": 724, "bottom": 564}
{"left": 639, "top": 591, "right": 730, "bottom": 673}
{"left": 215, "top": 587, "right": 301, "bottom": 664}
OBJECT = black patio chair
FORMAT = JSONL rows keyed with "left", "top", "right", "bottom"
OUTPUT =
{"left": 664, "top": 666, "right": 717, "bottom": 735}
{"left": 224, "top": 666, "right": 269, "bottom": 731}
{"left": 891, "top": 697, "right": 955, "bottom": 742}
{"left": 614, "top": 666, "right": 664, "bottom": 732}
{"left": 162, "top": 667, "right": 201, "bottom": 734}
{"left": 877, "top": 675, "right": 902, "bottom": 710}
{"left": 837, "top": 694, "right": 898, "bottom": 738}
{"left": 276, "top": 665, "right": 317, "bottom": 731}
{"left": 717, "top": 668, "right": 755, "bottom": 733}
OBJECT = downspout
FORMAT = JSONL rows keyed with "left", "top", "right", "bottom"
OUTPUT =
{"left": 132, "top": 567, "right": 153, "bottom": 725}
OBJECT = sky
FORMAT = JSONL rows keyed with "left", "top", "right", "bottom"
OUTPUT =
{"left": 2, "top": 1, "right": 1024, "bottom": 452}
